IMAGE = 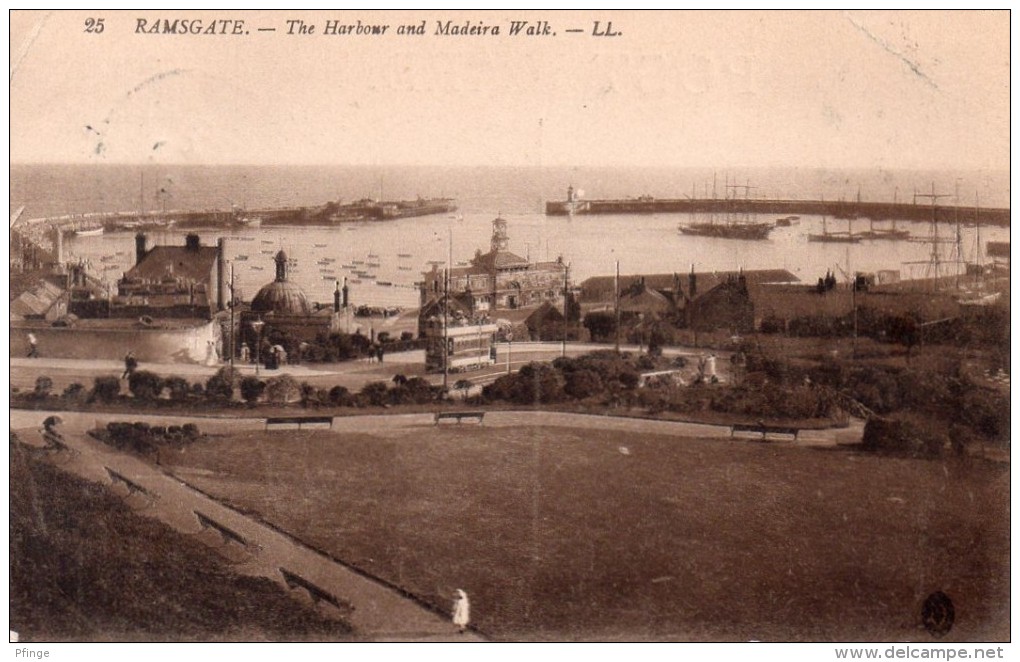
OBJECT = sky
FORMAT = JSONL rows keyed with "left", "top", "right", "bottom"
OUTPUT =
{"left": 9, "top": 9, "right": 1011, "bottom": 170}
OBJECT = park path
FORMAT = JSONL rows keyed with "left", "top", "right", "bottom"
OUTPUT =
{"left": 10, "top": 409, "right": 481, "bottom": 642}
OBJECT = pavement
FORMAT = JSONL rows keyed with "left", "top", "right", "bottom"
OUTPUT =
{"left": 11, "top": 341, "right": 732, "bottom": 393}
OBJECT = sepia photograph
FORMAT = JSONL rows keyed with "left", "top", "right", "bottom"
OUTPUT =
{"left": 8, "top": 8, "right": 1011, "bottom": 655}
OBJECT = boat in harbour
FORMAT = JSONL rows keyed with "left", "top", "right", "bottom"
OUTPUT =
{"left": 681, "top": 220, "right": 773, "bottom": 240}
{"left": 808, "top": 215, "right": 861, "bottom": 243}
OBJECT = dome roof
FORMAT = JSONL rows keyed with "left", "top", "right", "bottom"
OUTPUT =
{"left": 251, "top": 280, "right": 312, "bottom": 315}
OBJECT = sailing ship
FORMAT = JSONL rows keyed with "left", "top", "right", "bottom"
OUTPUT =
{"left": 857, "top": 217, "right": 910, "bottom": 241}
{"left": 807, "top": 213, "right": 861, "bottom": 243}
{"left": 680, "top": 181, "right": 773, "bottom": 240}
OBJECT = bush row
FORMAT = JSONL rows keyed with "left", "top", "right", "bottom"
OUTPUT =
{"left": 96, "top": 421, "right": 202, "bottom": 455}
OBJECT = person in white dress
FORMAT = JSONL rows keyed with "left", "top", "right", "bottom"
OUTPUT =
{"left": 452, "top": 589, "right": 470, "bottom": 633}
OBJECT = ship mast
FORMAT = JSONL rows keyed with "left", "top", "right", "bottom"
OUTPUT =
{"left": 913, "top": 182, "right": 953, "bottom": 290}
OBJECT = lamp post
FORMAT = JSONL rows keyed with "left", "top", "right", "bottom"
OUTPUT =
{"left": 506, "top": 330, "right": 513, "bottom": 374}
{"left": 561, "top": 262, "right": 570, "bottom": 358}
{"left": 229, "top": 263, "right": 235, "bottom": 371}
{"left": 250, "top": 319, "right": 265, "bottom": 376}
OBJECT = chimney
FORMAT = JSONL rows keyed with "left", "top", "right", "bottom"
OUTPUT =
{"left": 342, "top": 277, "right": 349, "bottom": 308}
{"left": 216, "top": 237, "right": 226, "bottom": 311}
{"left": 334, "top": 280, "right": 341, "bottom": 312}
{"left": 135, "top": 233, "right": 148, "bottom": 265}
{"left": 186, "top": 233, "right": 201, "bottom": 251}
{"left": 688, "top": 264, "right": 697, "bottom": 300}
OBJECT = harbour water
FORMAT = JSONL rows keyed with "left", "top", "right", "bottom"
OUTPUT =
{"left": 13, "top": 164, "right": 1010, "bottom": 308}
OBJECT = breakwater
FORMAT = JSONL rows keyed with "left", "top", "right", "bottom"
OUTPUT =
{"left": 546, "top": 198, "right": 1010, "bottom": 226}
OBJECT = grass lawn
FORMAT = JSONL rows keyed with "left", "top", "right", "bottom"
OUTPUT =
{"left": 9, "top": 439, "right": 352, "bottom": 642}
{"left": 163, "top": 423, "right": 1009, "bottom": 641}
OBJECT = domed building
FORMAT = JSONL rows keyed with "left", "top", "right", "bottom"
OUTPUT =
{"left": 240, "top": 250, "right": 348, "bottom": 364}
{"left": 251, "top": 250, "right": 312, "bottom": 316}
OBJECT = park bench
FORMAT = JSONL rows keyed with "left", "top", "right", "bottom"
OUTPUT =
{"left": 279, "top": 567, "right": 349, "bottom": 612}
{"left": 105, "top": 466, "right": 158, "bottom": 499}
{"left": 264, "top": 415, "right": 334, "bottom": 431}
{"left": 434, "top": 411, "right": 486, "bottom": 425}
{"left": 194, "top": 510, "right": 255, "bottom": 550}
{"left": 731, "top": 423, "right": 800, "bottom": 441}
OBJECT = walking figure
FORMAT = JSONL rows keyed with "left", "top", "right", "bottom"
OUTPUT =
{"left": 26, "top": 333, "right": 38, "bottom": 358}
{"left": 452, "top": 589, "right": 470, "bottom": 633}
{"left": 122, "top": 351, "right": 138, "bottom": 380}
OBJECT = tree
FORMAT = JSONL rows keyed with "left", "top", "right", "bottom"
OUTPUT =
{"left": 128, "top": 370, "right": 165, "bottom": 401}
{"left": 265, "top": 374, "right": 300, "bottom": 404}
{"left": 239, "top": 376, "right": 266, "bottom": 406}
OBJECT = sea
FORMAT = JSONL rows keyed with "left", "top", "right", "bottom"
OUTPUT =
{"left": 11, "top": 164, "right": 1011, "bottom": 309}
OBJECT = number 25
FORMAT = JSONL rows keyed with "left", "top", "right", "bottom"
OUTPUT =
{"left": 84, "top": 18, "right": 105, "bottom": 33}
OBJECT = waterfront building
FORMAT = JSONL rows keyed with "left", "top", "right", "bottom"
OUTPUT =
{"left": 420, "top": 217, "right": 568, "bottom": 315}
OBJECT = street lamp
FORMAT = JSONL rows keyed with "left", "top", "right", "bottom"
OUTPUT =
{"left": 506, "top": 329, "right": 513, "bottom": 374}
{"left": 250, "top": 319, "right": 265, "bottom": 376}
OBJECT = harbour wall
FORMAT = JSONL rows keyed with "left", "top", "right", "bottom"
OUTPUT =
{"left": 546, "top": 198, "right": 1011, "bottom": 225}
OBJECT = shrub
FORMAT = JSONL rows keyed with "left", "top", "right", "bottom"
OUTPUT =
{"left": 514, "top": 363, "right": 565, "bottom": 404}
{"left": 265, "top": 374, "right": 300, "bottom": 404}
{"left": 482, "top": 374, "right": 516, "bottom": 402}
{"left": 299, "top": 382, "right": 320, "bottom": 407}
{"left": 164, "top": 376, "right": 192, "bottom": 402}
{"left": 239, "top": 376, "right": 266, "bottom": 406}
{"left": 360, "top": 381, "right": 390, "bottom": 407}
{"left": 564, "top": 368, "right": 603, "bottom": 400}
{"left": 33, "top": 376, "right": 54, "bottom": 399}
{"left": 328, "top": 385, "right": 352, "bottom": 406}
{"left": 61, "top": 382, "right": 86, "bottom": 402}
{"left": 128, "top": 370, "right": 165, "bottom": 401}
{"left": 90, "top": 376, "right": 121, "bottom": 403}
{"left": 205, "top": 367, "right": 237, "bottom": 401}
{"left": 190, "top": 382, "right": 205, "bottom": 398}
{"left": 393, "top": 377, "right": 439, "bottom": 405}
{"left": 862, "top": 415, "right": 947, "bottom": 458}
{"left": 102, "top": 420, "right": 202, "bottom": 454}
